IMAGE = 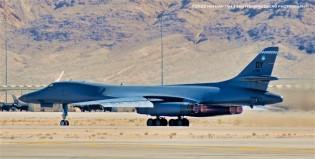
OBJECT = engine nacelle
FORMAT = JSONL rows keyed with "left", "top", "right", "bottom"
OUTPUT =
{"left": 137, "top": 102, "right": 191, "bottom": 116}
{"left": 136, "top": 102, "right": 243, "bottom": 117}
{"left": 189, "top": 104, "right": 243, "bottom": 117}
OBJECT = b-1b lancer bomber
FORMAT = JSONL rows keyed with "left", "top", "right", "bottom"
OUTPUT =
{"left": 20, "top": 47, "right": 283, "bottom": 126}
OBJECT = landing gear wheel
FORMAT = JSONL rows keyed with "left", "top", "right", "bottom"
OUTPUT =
{"left": 176, "top": 119, "right": 183, "bottom": 126}
{"left": 169, "top": 119, "right": 176, "bottom": 126}
{"left": 147, "top": 118, "right": 154, "bottom": 126}
{"left": 154, "top": 119, "right": 161, "bottom": 126}
{"left": 160, "top": 118, "right": 168, "bottom": 126}
{"left": 182, "top": 118, "right": 189, "bottom": 127}
{"left": 168, "top": 118, "right": 189, "bottom": 127}
{"left": 60, "top": 120, "right": 64, "bottom": 126}
{"left": 60, "top": 104, "right": 69, "bottom": 126}
{"left": 147, "top": 118, "right": 168, "bottom": 126}
{"left": 60, "top": 120, "right": 69, "bottom": 126}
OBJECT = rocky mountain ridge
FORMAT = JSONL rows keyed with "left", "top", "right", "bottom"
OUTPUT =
{"left": 0, "top": 0, "right": 314, "bottom": 54}
{"left": 0, "top": 0, "right": 314, "bottom": 86}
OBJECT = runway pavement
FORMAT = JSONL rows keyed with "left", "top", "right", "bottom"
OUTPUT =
{"left": 0, "top": 112, "right": 314, "bottom": 159}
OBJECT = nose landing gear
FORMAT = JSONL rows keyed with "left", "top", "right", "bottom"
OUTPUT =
{"left": 60, "top": 104, "right": 69, "bottom": 126}
{"left": 60, "top": 119, "right": 69, "bottom": 126}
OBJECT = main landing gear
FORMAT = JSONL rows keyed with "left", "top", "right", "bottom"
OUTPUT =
{"left": 146, "top": 116, "right": 189, "bottom": 127}
{"left": 60, "top": 104, "right": 69, "bottom": 126}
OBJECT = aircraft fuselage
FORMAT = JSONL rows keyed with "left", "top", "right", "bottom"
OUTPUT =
{"left": 20, "top": 81, "right": 282, "bottom": 107}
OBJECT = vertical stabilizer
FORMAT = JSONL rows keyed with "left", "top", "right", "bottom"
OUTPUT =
{"left": 12, "top": 95, "right": 19, "bottom": 104}
{"left": 237, "top": 47, "right": 278, "bottom": 77}
{"left": 230, "top": 47, "right": 279, "bottom": 91}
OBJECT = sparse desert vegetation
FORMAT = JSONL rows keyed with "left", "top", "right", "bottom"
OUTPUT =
{"left": 0, "top": 111, "right": 314, "bottom": 159}
{"left": 0, "top": 111, "right": 314, "bottom": 142}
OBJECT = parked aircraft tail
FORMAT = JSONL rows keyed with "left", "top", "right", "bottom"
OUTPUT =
{"left": 229, "top": 47, "right": 279, "bottom": 91}
{"left": 12, "top": 95, "right": 18, "bottom": 104}
{"left": 55, "top": 71, "right": 65, "bottom": 82}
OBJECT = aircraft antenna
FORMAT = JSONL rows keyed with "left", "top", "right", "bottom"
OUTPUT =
{"left": 3, "top": 0, "right": 8, "bottom": 102}
{"left": 159, "top": 12, "right": 164, "bottom": 86}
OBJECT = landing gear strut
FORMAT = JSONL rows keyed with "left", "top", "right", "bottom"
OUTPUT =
{"left": 60, "top": 104, "right": 69, "bottom": 126}
{"left": 146, "top": 116, "right": 189, "bottom": 127}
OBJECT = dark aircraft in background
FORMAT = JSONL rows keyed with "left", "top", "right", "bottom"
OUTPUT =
{"left": 73, "top": 104, "right": 112, "bottom": 112}
{"left": 20, "top": 47, "right": 283, "bottom": 126}
{"left": 0, "top": 102, "right": 12, "bottom": 111}
{"left": 0, "top": 95, "right": 30, "bottom": 111}
{"left": 12, "top": 95, "right": 30, "bottom": 111}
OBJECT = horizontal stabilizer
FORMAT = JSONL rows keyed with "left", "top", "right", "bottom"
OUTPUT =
{"left": 71, "top": 97, "right": 154, "bottom": 108}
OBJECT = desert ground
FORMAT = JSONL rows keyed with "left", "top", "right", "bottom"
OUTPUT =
{"left": 1, "top": 1, "right": 314, "bottom": 159}
{"left": 0, "top": 111, "right": 314, "bottom": 159}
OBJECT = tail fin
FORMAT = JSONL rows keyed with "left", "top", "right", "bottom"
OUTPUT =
{"left": 55, "top": 71, "right": 64, "bottom": 82}
{"left": 230, "top": 47, "right": 279, "bottom": 91}
{"left": 12, "top": 95, "right": 19, "bottom": 104}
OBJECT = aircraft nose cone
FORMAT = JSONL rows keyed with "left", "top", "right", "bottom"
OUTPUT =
{"left": 19, "top": 92, "right": 38, "bottom": 103}
{"left": 19, "top": 94, "right": 28, "bottom": 102}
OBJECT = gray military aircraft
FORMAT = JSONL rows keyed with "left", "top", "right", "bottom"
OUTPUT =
{"left": 73, "top": 104, "right": 112, "bottom": 112}
{"left": 12, "top": 95, "right": 30, "bottom": 111}
{"left": 19, "top": 47, "right": 283, "bottom": 126}
{"left": 0, "top": 102, "right": 11, "bottom": 111}
{"left": 0, "top": 95, "right": 30, "bottom": 111}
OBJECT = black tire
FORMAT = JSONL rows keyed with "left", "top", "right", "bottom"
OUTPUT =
{"left": 183, "top": 118, "right": 189, "bottom": 127}
{"left": 161, "top": 118, "right": 168, "bottom": 126}
{"left": 155, "top": 119, "right": 161, "bottom": 126}
{"left": 60, "top": 120, "right": 65, "bottom": 126}
{"left": 60, "top": 120, "right": 69, "bottom": 126}
{"left": 169, "top": 119, "right": 175, "bottom": 126}
{"left": 147, "top": 119, "right": 154, "bottom": 126}
{"left": 176, "top": 119, "right": 183, "bottom": 126}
